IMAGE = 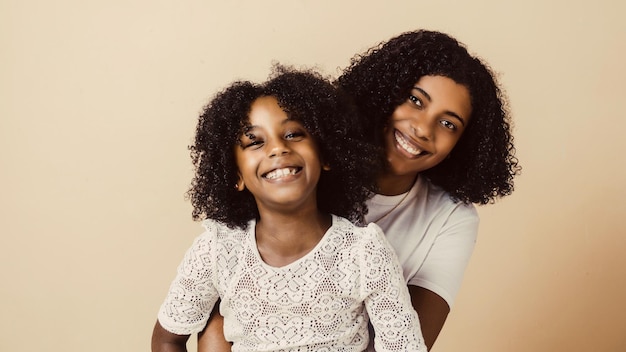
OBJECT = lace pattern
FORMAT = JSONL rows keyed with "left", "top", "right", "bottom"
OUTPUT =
{"left": 158, "top": 215, "right": 426, "bottom": 351}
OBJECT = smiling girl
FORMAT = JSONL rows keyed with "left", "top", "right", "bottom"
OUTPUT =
{"left": 151, "top": 66, "right": 427, "bottom": 352}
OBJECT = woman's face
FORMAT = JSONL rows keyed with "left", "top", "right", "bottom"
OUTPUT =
{"left": 383, "top": 75, "right": 472, "bottom": 178}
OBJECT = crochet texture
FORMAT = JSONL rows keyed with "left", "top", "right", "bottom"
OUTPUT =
{"left": 158, "top": 215, "right": 426, "bottom": 352}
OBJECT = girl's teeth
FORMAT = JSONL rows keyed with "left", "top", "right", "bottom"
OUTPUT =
{"left": 395, "top": 133, "right": 422, "bottom": 156}
{"left": 265, "top": 168, "right": 296, "bottom": 180}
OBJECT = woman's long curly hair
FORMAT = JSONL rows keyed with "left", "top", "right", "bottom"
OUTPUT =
{"left": 336, "top": 29, "right": 521, "bottom": 204}
{"left": 188, "top": 65, "right": 380, "bottom": 229}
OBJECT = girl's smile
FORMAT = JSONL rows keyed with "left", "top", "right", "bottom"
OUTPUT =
{"left": 234, "top": 96, "right": 323, "bottom": 212}
{"left": 262, "top": 166, "right": 302, "bottom": 181}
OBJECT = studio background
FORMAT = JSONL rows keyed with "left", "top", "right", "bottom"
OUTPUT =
{"left": 2, "top": 1, "right": 625, "bottom": 351}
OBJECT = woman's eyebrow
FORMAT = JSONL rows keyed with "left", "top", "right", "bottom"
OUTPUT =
{"left": 413, "top": 86, "right": 431, "bottom": 102}
{"left": 445, "top": 110, "right": 466, "bottom": 126}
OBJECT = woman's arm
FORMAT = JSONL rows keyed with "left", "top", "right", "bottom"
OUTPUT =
{"left": 403, "top": 201, "right": 478, "bottom": 349}
{"left": 152, "top": 321, "right": 190, "bottom": 352}
{"left": 408, "top": 285, "right": 450, "bottom": 350}
{"left": 197, "top": 302, "right": 231, "bottom": 352}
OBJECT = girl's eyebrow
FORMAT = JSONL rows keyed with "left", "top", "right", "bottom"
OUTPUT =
{"left": 243, "top": 118, "right": 293, "bottom": 131}
{"left": 241, "top": 125, "right": 255, "bottom": 137}
{"left": 412, "top": 86, "right": 466, "bottom": 126}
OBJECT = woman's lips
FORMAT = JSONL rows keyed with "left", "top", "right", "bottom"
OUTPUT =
{"left": 394, "top": 130, "right": 426, "bottom": 157}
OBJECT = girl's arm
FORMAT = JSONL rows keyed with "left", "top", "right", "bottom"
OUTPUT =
{"left": 157, "top": 224, "right": 222, "bottom": 350}
{"left": 363, "top": 224, "right": 427, "bottom": 352}
{"left": 151, "top": 321, "right": 190, "bottom": 352}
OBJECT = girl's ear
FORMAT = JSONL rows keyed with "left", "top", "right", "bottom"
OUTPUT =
{"left": 236, "top": 173, "right": 245, "bottom": 191}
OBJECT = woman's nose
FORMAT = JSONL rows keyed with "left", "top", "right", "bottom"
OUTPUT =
{"left": 411, "top": 121, "right": 433, "bottom": 141}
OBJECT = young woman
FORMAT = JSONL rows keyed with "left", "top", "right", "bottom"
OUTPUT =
{"left": 198, "top": 29, "right": 520, "bottom": 351}
{"left": 338, "top": 29, "right": 520, "bottom": 349}
{"left": 152, "top": 67, "right": 427, "bottom": 351}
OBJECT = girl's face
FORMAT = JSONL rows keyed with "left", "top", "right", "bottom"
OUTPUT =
{"left": 383, "top": 75, "right": 472, "bottom": 179}
{"left": 234, "top": 96, "right": 323, "bottom": 213}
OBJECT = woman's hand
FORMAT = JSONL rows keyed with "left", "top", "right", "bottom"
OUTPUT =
{"left": 197, "top": 301, "right": 232, "bottom": 352}
{"left": 151, "top": 321, "right": 190, "bottom": 352}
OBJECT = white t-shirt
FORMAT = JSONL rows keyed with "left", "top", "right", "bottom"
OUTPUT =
{"left": 364, "top": 175, "right": 479, "bottom": 307}
{"left": 158, "top": 215, "right": 426, "bottom": 352}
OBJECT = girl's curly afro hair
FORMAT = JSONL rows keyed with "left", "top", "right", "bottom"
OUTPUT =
{"left": 188, "top": 65, "right": 380, "bottom": 229}
{"left": 336, "top": 30, "right": 521, "bottom": 204}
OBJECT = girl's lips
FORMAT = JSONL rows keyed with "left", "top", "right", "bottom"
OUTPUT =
{"left": 262, "top": 167, "right": 302, "bottom": 180}
{"left": 394, "top": 130, "right": 427, "bottom": 157}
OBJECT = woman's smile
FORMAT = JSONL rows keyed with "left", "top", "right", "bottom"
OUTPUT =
{"left": 394, "top": 129, "right": 428, "bottom": 158}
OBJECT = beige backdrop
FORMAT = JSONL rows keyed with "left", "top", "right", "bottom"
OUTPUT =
{"left": 2, "top": 0, "right": 625, "bottom": 351}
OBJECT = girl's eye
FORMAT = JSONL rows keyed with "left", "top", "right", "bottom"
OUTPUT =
{"left": 408, "top": 95, "right": 423, "bottom": 108}
{"left": 247, "top": 140, "right": 264, "bottom": 148}
{"left": 241, "top": 140, "right": 264, "bottom": 149}
{"left": 285, "top": 130, "right": 306, "bottom": 140}
{"left": 240, "top": 133, "right": 264, "bottom": 149}
{"left": 440, "top": 120, "right": 457, "bottom": 131}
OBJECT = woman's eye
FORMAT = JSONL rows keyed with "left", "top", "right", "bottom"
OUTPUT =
{"left": 408, "top": 95, "right": 423, "bottom": 108}
{"left": 440, "top": 120, "right": 457, "bottom": 131}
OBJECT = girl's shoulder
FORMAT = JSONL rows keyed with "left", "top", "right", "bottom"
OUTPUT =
{"left": 332, "top": 214, "right": 381, "bottom": 232}
{"left": 331, "top": 215, "right": 387, "bottom": 247}
{"left": 200, "top": 218, "right": 252, "bottom": 242}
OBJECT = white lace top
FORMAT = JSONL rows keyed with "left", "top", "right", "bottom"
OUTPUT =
{"left": 158, "top": 215, "right": 426, "bottom": 352}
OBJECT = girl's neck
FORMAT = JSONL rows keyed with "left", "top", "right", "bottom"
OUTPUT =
{"left": 255, "top": 209, "right": 331, "bottom": 267}
{"left": 376, "top": 172, "right": 418, "bottom": 196}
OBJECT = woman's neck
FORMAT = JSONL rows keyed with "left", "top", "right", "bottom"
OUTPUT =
{"left": 255, "top": 209, "right": 331, "bottom": 267}
{"left": 376, "top": 172, "right": 418, "bottom": 196}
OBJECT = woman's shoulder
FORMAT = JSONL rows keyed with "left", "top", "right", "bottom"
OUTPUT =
{"left": 417, "top": 176, "right": 478, "bottom": 216}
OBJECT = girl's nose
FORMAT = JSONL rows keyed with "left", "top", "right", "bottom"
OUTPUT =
{"left": 268, "top": 140, "right": 290, "bottom": 158}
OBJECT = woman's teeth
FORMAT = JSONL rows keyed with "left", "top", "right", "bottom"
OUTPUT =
{"left": 264, "top": 168, "right": 298, "bottom": 180}
{"left": 395, "top": 132, "right": 423, "bottom": 156}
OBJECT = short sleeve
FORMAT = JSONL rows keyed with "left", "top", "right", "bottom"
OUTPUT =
{"left": 157, "top": 226, "right": 220, "bottom": 335}
{"left": 408, "top": 203, "right": 479, "bottom": 307}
